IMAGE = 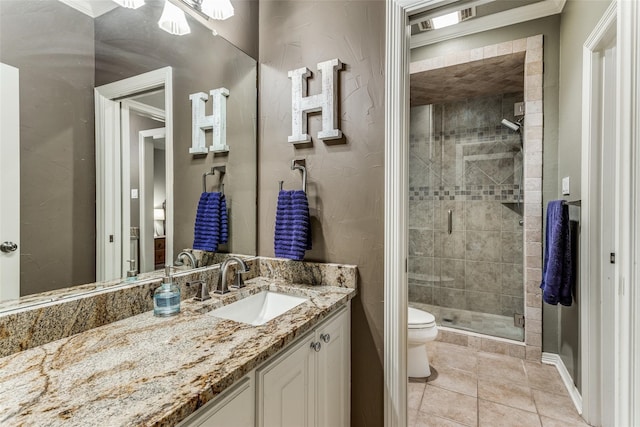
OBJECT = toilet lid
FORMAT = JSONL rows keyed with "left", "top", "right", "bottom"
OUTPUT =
{"left": 408, "top": 307, "right": 436, "bottom": 328}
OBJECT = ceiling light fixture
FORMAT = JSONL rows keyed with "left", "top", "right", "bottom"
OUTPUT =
{"left": 158, "top": 0, "right": 191, "bottom": 36}
{"left": 112, "top": 0, "right": 145, "bottom": 9}
{"left": 430, "top": 11, "right": 460, "bottom": 29}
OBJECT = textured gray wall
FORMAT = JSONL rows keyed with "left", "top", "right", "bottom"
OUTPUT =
{"left": 95, "top": 0, "right": 257, "bottom": 259}
{"left": 412, "top": 15, "right": 562, "bottom": 353}
{"left": 557, "top": 0, "right": 612, "bottom": 391}
{"left": 258, "top": 2, "right": 385, "bottom": 425}
{"left": 0, "top": 1, "right": 96, "bottom": 295}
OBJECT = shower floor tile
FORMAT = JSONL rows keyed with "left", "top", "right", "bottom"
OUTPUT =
{"left": 409, "top": 342, "right": 591, "bottom": 427}
{"left": 410, "top": 302, "right": 524, "bottom": 341}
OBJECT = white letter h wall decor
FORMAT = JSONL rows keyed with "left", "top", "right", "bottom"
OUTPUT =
{"left": 189, "top": 87, "right": 229, "bottom": 154}
{"left": 288, "top": 58, "right": 343, "bottom": 144}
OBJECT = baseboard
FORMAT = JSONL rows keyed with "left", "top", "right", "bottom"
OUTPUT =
{"left": 541, "top": 352, "right": 583, "bottom": 414}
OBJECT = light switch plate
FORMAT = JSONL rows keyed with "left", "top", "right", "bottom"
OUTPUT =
{"left": 131, "top": 189, "right": 139, "bottom": 199}
{"left": 562, "top": 177, "right": 570, "bottom": 195}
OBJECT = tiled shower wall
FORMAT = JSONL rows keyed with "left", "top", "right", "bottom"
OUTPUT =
{"left": 409, "top": 93, "right": 525, "bottom": 322}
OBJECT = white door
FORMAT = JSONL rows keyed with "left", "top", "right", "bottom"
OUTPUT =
{"left": 258, "top": 333, "right": 316, "bottom": 427}
{"left": 316, "top": 308, "right": 350, "bottom": 427}
{"left": 0, "top": 63, "right": 20, "bottom": 301}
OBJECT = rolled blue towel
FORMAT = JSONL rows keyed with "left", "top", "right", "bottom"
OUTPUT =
{"left": 274, "top": 190, "right": 312, "bottom": 260}
{"left": 193, "top": 192, "right": 229, "bottom": 252}
{"left": 540, "top": 200, "right": 573, "bottom": 306}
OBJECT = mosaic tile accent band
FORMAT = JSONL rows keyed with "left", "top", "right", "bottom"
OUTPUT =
{"left": 409, "top": 184, "right": 522, "bottom": 202}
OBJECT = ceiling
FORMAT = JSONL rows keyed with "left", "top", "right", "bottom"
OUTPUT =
{"left": 410, "top": 51, "right": 525, "bottom": 106}
{"left": 410, "top": 0, "right": 566, "bottom": 48}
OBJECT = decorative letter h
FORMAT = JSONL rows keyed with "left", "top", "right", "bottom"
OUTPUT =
{"left": 288, "top": 59, "right": 343, "bottom": 144}
{"left": 189, "top": 87, "right": 229, "bottom": 154}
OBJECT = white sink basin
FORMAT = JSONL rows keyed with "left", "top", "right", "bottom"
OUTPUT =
{"left": 209, "top": 291, "right": 308, "bottom": 326}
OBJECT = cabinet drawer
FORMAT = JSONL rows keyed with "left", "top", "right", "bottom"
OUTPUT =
{"left": 154, "top": 238, "right": 166, "bottom": 250}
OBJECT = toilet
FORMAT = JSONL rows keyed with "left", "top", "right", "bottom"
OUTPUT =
{"left": 408, "top": 307, "right": 438, "bottom": 378}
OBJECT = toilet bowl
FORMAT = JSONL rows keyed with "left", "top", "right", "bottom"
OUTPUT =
{"left": 408, "top": 307, "right": 438, "bottom": 378}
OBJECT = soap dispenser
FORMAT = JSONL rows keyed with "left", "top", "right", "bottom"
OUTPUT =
{"left": 153, "top": 265, "right": 181, "bottom": 317}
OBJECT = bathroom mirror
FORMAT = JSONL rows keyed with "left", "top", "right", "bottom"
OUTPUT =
{"left": 0, "top": 0, "right": 257, "bottom": 306}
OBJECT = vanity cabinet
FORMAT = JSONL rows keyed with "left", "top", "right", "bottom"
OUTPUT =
{"left": 178, "top": 304, "right": 350, "bottom": 427}
{"left": 257, "top": 305, "right": 350, "bottom": 427}
{"left": 178, "top": 374, "right": 255, "bottom": 427}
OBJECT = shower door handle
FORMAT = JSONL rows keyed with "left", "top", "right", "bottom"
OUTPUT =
{"left": 447, "top": 210, "right": 453, "bottom": 235}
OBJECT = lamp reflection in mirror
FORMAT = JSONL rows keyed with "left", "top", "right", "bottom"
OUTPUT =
{"left": 159, "top": 0, "right": 191, "bottom": 36}
{"left": 113, "top": 0, "right": 145, "bottom": 9}
{"left": 199, "top": 0, "right": 234, "bottom": 20}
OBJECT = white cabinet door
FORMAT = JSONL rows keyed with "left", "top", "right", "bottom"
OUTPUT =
{"left": 179, "top": 375, "right": 254, "bottom": 427}
{"left": 257, "top": 332, "right": 316, "bottom": 427}
{"left": 316, "top": 308, "right": 350, "bottom": 427}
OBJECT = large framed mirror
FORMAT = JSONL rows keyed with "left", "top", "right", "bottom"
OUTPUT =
{"left": 0, "top": 0, "right": 257, "bottom": 305}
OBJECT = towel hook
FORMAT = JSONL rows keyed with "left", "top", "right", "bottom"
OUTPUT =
{"left": 291, "top": 159, "right": 307, "bottom": 193}
{"left": 203, "top": 166, "right": 226, "bottom": 193}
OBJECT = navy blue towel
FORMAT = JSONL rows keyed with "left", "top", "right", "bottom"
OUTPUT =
{"left": 540, "top": 200, "right": 573, "bottom": 306}
{"left": 274, "top": 190, "right": 312, "bottom": 260}
{"left": 193, "top": 192, "right": 228, "bottom": 252}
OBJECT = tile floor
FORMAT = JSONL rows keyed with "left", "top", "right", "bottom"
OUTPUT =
{"left": 409, "top": 341, "right": 591, "bottom": 427}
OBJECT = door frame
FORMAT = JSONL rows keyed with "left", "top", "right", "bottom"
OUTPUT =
{"left": 581, "top": 4, "right": 616, "bottom": 425}
{"left": 385, "top": 0, "right": 640, "bottom": 426}
{"left": 0, "top": 63, "right": 20, "bottom": 301}
{"left": 137, "top": 127, "right": 166, "bottom": 273}
{"left": 95, "top": 67, "right": 173, "bottom": 281}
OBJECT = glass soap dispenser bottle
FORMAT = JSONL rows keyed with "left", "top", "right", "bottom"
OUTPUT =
{"left": 153, "top": 265, "right": 181, "bottom": 317}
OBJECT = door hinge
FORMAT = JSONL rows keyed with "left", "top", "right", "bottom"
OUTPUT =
{"left": 109, "top": 234, "right": 114, "bottom": 243}
{"left": 610, "top": 252, "right": 615, "bottom": 264}
{"left": 514, "top": 314, "right": 525, "bottom": 328}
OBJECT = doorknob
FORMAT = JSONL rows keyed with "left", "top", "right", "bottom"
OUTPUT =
{"left": 1, "top": 241, "right": 18, "bottom": 253}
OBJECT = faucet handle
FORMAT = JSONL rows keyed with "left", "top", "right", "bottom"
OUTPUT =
{"left": 188, "top": 280, "right": 211, "bottom": 301}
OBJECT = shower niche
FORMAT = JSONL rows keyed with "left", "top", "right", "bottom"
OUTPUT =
{"left": 408, "top": 51, "right": 529, "bottom": 342}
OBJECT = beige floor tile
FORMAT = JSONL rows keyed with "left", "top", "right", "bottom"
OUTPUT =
{"left": 412, "top": 411, "right": 470, "bottom": 427}
{"left": 540, "top": 415, "right": 590, "bottom": 426}
{"left": 478, "top": 399, "right": 541, "bottom": 427}
{"left": 524, "top": 361, "right": 566, "bottom": 393}
{"left": 477, "top": 352, "right": 528, "bottom": 385}
{"left": 532, "top": 389, "right": 585, "bottom": 425}
{"left": 420, "top": 385, "right": 478, "bottom": 426}
{"left": 478, "top": 376, "right": 536, "bottom": 413}
{"left": 409, "top": 381, "right": 427, "bottom": 410}
{"left": 433, "top": 343, "right": 478, "bottom": 373}
{"left": 428, "top": 365, "right": 478, "bottom": 397}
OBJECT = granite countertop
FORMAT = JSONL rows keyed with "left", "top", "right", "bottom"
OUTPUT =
{"left": 0, "top": 277, "right": 356, "bottom": 426}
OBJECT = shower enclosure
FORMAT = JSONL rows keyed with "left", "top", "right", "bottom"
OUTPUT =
{"left": 408, "top": 92, "right": 525, "bottom": 341}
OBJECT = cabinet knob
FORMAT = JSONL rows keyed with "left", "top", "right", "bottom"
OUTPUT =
{"left": 310, "top": 341, "right": 322, "bottom": 352}
{"left": 320, "top": 333, "right": 331, "bottom": 343}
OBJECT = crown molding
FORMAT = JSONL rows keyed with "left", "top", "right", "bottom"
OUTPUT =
{"left": 58, "top": 0, "right": 117, "bottom": 18}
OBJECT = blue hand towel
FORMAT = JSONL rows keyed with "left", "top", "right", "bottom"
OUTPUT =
{"left": 274, "top": 190, "right": 312, "bottom": 260}
{"left": 193, "top": 192, "right": 228, "bottom": 252}
{"left": 540, "top": 200, "right": 573, "bottom": 306}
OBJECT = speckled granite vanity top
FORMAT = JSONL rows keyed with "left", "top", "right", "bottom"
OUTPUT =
{"left": 0, "top": 273, "right": 356, "bottom": 426}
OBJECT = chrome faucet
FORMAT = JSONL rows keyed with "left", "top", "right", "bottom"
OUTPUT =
{"left": 175, "top": 251, "right": 198, "bottom": 269}
{"left": 215, "top": 256, "right": 250, "bottom": 295}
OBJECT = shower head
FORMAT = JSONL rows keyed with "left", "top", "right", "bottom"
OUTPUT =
{"left": 501, "top": 118, "right": 521, "bottom": 132}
